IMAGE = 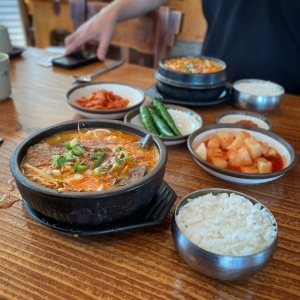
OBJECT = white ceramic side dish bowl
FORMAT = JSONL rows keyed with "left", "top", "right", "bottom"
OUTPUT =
{"left": 65, "top": 82, "right": 145, "bottom": 119}
{"left": 124, "top": 104, "right": 203, "bottom": 146}
{"left": 216, "top": 110, "right": 273, "bottom": 130}
{"left": 187, "top": 124, "right": 297, "bottom": 184}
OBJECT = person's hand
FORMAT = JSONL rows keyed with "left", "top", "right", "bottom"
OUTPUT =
{"left": 64, "top": 0, "right": 168, "bottom": 60}
{"left": 64, "top": 8, "right": 117, "bottom": 61}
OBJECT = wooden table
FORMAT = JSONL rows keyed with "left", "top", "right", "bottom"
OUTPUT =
{"left": 1, "top": 47, "right": 300, "bottom": 300}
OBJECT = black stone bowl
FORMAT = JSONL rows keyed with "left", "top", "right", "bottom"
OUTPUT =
{"left": 10, "top": 119, "right": 168, "bottom": 226}
{"left": 155, "top": 56, "right": 228, "bottom": 102}
{"left": 156, "top": 81, "right": 227, "bottom": 102}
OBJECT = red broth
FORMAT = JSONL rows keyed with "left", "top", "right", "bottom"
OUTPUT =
{"left": 21, "top": 128, "right": 159, "bottom": 192}
{"left": 163, "top": 57, "right": 224, "bottom": 74}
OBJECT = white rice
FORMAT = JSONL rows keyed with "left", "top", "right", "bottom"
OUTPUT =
{"left": 233, "top": 80, "right": 284, "bottom": 96}
{"left": 176, "top": 193, "right": 277, "bottom": 256}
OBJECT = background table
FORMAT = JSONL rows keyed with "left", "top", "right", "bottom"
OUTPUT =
{"left": 0, "top": 48, "right": 300, "bottom": 299}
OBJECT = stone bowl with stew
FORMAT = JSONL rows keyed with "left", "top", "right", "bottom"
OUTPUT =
{"left": 10, "top": 119, "right": 168, "bottom": 226}
{"left": 155, "top": 56, "right": 228, "bottom": 102}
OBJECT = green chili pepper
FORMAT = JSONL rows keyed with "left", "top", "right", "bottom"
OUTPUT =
{"left": 148, "top": 107, "right": 174, "bottom": 137}
{"left": 152, "top": 99, "right": 181, "bottom": 136}
{"left": 139, "top": 105, "right": 160, "bottom": 136}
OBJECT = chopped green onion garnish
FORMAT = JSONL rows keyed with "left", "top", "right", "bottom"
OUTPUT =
{"left": 74, "top": 161, "right": 88, "bottom": 172}
{"left": 112, "top": 157, "right": 123, "bottom": 166}
{"left": 93, "top": 157, "right": 104, "bottom": 168}
{"left": 123, "top": 156, "right": 134, "bottom": 163}
{"left": 70, "top": 138, "right": 79, "bottom": 148}
{"left": 57, "top": 156, "right": 69, "bottom": 166}
{"left": 64, "top": 141, "right": 72, "bottom": 150}
{"left": 52, "top": 155, "right": 59, "bottom": 166}
{"left": 93, "top": 167, "right": 106, "bottom": 174}
{"left": 52, "top": 155, "right": 69, "bottom": 166}
{"left": 90, "top": 151, "right": 105, "bottom": 158}
{"left": 64, "top": 151, "right": 77, "bottom": 161}
{"left": 71, "top": 144, "right": 86, "bottom": 156}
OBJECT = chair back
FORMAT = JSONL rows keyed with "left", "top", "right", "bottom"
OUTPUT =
{"left": 0, "top": 0, "right": 34, "bottom": 47}
{"left": 69, "top": 0, "right": 183, "bottom": 67}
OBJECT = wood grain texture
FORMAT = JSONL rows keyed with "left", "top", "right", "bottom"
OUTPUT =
{"left": 30, "top": 0, "right": 73, "bottom": 48}
{"left": 0, "top": 47, "right": 299, "bottom": 300}
{"left": 168, "top": 0, "right": 207, "bottom": 41}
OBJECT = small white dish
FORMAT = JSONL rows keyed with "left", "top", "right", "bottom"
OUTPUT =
{"left": 124, "top": 104, "right": 203, "bottom": 146}
{"left": 216, "top": 110, "right": 273, "bottom": 130}
{"left": 65, "top": 82, "right": 145, "bottom": 119}
{"left": 187, "top": 124, "right": 297, "bottom": 184}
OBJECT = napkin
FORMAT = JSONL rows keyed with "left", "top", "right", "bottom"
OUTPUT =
{"left": 35, "top": 55, "right": 60, "bottom": 67}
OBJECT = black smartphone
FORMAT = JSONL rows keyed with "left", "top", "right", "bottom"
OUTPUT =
{"left": 52, "top": 50, "right": 99, "bottom": 69}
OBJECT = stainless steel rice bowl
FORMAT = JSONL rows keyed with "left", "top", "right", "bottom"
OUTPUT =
{"left": 231, "top": 79, "right": 284, "bottom": 113}
{"left": 171, "top": 188, "right": 278, "bottom": 280}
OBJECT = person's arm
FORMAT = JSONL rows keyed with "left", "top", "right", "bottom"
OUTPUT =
{"left": 64, "top": 0, "right": 169, "bottom": 61}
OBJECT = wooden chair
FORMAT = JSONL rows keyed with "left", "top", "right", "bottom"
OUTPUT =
{"left": 0, "top": 0, "right": 34, "bottom": 47}
{"left": 69, "top": 0, "right": 183, "bottom": 68}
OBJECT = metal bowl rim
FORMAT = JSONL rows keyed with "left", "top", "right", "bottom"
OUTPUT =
{"left": 232, "top": 79, "right": 285, "bottom": 97}
{"left": 173, "top": 187, "right": 278, "bottom": 258}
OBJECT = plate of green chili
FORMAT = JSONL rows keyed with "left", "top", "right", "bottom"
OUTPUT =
{"left": 124, "top": 101, "right": 203, "bottom": 146}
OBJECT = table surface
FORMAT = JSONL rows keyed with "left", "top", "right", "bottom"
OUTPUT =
{"left": 1, "top": 47, "right": 300, "bottom": 300}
